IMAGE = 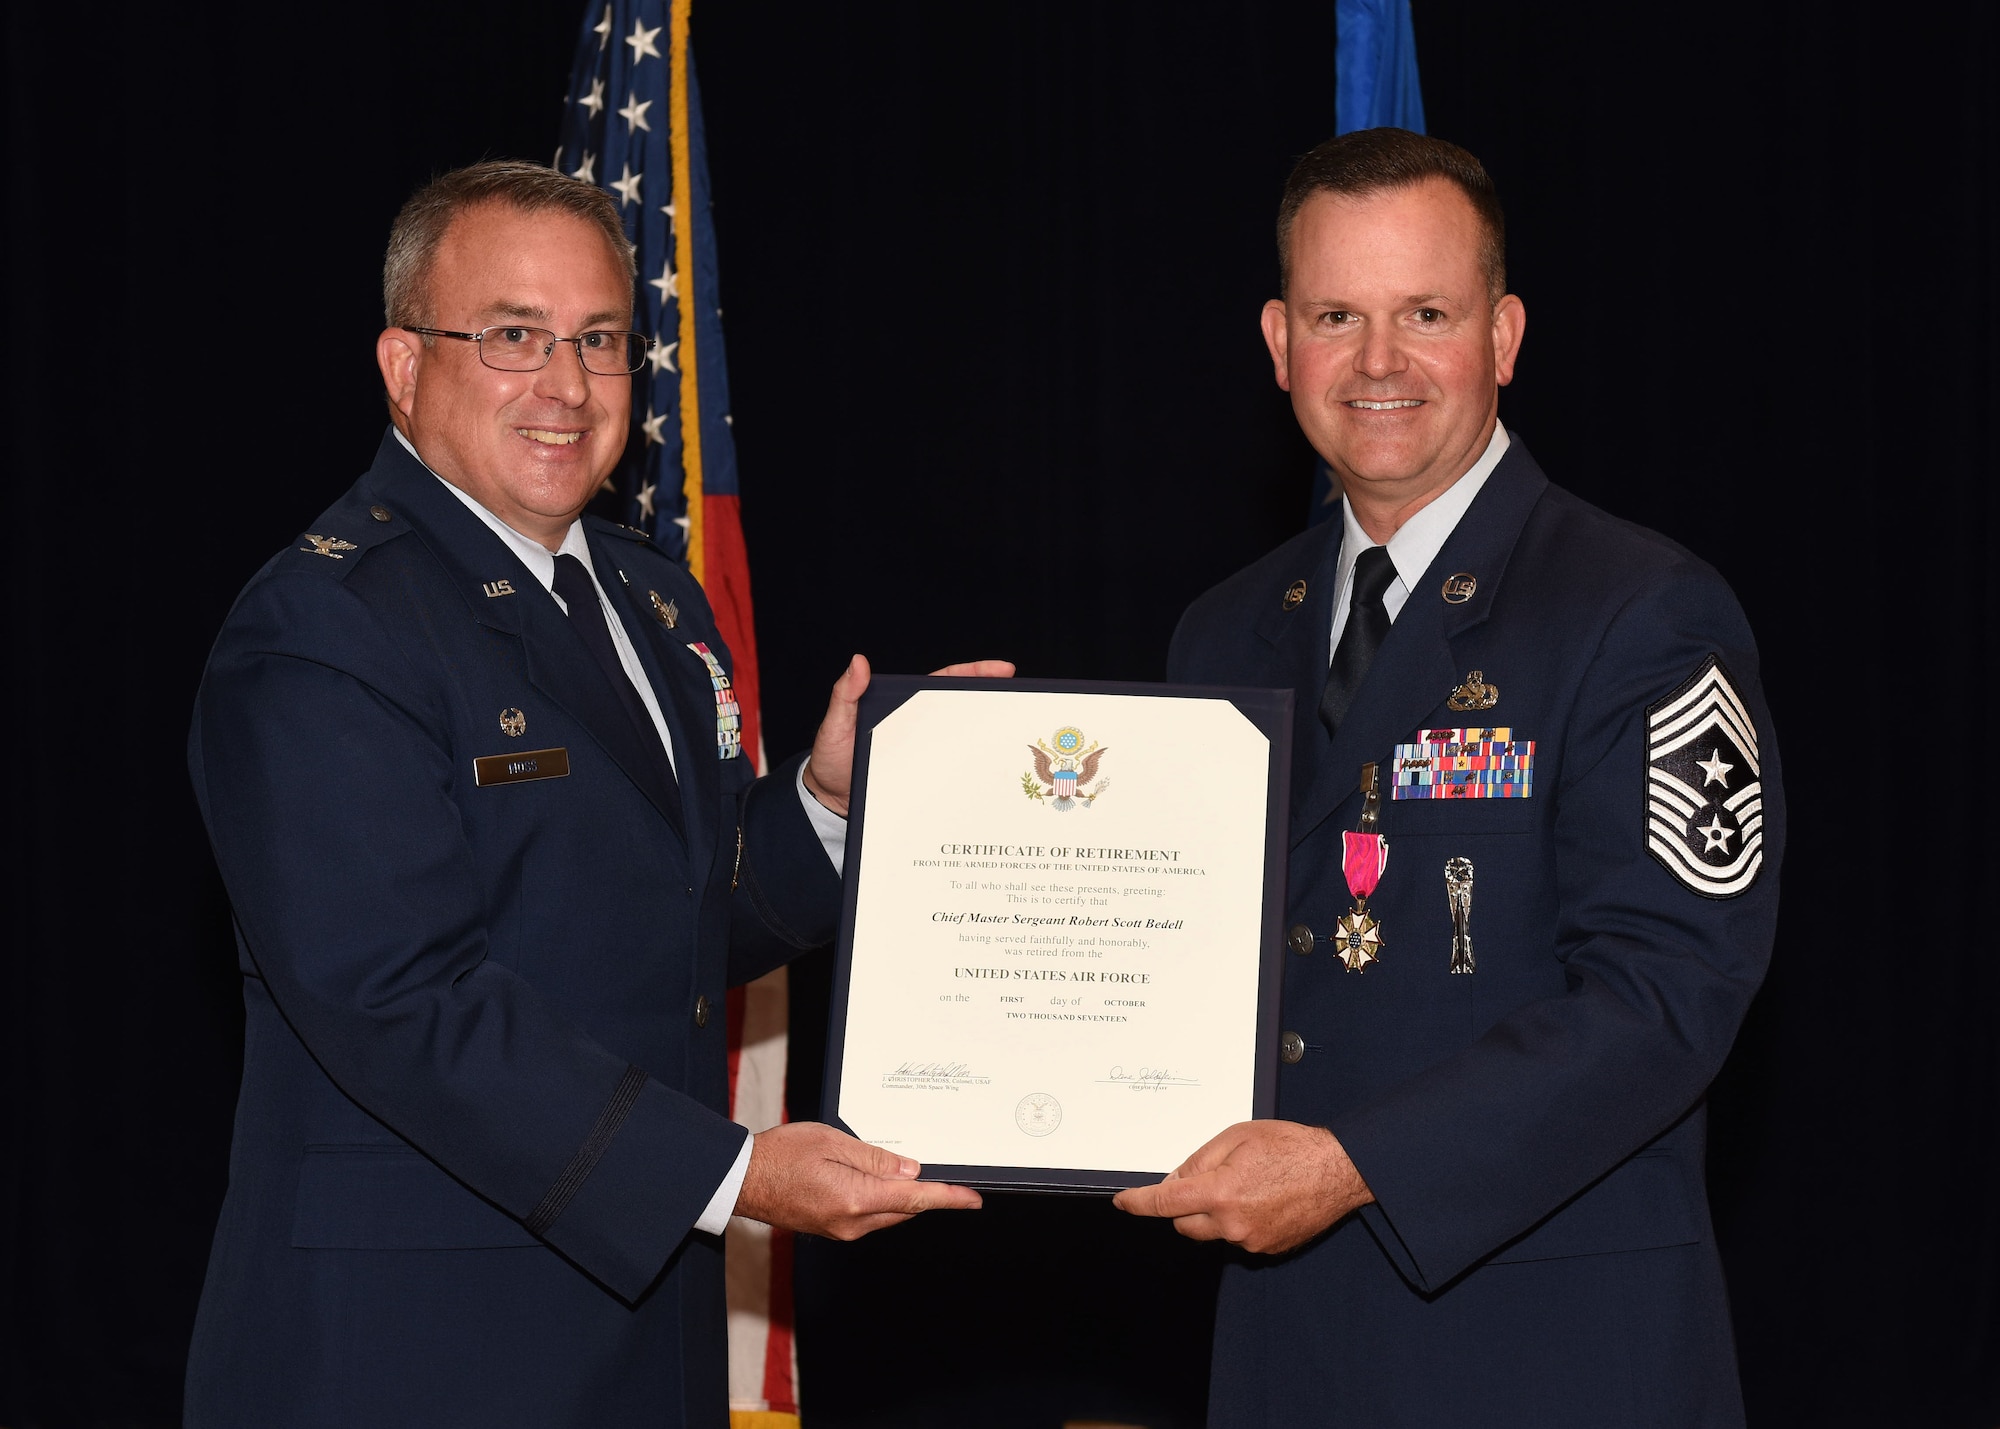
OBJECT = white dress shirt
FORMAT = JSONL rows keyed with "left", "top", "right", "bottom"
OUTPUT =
{"left": 1328, "top": 421, "right": 1511, "bottom": 658}
{"left": 393, "top": 430, "right": 840, "bottom": 1233}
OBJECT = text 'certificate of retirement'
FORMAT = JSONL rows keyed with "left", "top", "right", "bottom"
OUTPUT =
{"left": 824, "top": 678, "right": 1292, "bottom": 1192}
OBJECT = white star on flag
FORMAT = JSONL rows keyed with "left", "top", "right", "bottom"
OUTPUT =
{"left": 626, "top": 19, "right": 662, "bottom": 62}
{"left": 649, "top": 338, "right": 679, "bottom": 375}
{"left": 648, "top": 258, "right": 678, "bottom": 302}
{"left": 660, "top": 203, "right": 675, "bottom": 221}
{"left": 570, "top": 150, "right": 597, "bottom": 184}
{"left": 580, "top": 77, "right": 606, "bottom": 118}
{"left": 593, "top": 3, "right": 612, "bottom": 48}
{"left": 618, "top": 93, "right": 653, "bottom": 132}
{"left": 636, "top": 481, "right": 657, "bottom": 519}
{"left": 641, "top": 407, "right": 668, "bottom": 445}
{"left": 610, "top": 163, "right": 642, "bottom": 208}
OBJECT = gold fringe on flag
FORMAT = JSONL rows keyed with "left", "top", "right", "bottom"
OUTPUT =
{"left": 667, "top": 0, "right": 704, "bottom": 582}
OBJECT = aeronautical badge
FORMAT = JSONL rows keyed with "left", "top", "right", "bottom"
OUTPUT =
{"left": 1021, "top": 726, "right": 1109, "bottom": 811}
{"left": 684, "top": 642, "right": 743, "bottom": 759}
{"left": 1645, "top": 655, "right": 1764, "bottom": 898}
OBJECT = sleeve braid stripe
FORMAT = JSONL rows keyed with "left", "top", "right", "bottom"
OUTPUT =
{"left": 524, "top": 1062, "right": 649, "bottom": 1237}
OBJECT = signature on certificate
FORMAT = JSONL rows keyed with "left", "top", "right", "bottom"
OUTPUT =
{"left": 1104, "top": 1065, "right": 1199, "bottom": 1086}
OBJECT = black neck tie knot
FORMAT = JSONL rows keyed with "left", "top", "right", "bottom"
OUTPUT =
{"left": 1319, "top": 544, "right": 1396, "bottom": 737}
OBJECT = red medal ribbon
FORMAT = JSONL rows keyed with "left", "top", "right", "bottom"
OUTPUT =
{"left": 1341, "top": 831, "right": 1388, "bottom": 902}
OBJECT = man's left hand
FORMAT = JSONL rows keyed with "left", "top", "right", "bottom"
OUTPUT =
{"left": 802, "top": 654, "right": 1016, "bottom": 817}
{"left": 1111, "top": 1120, "right": 1374, "bottom": 1255}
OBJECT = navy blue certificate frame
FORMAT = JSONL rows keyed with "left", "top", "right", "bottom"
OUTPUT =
{"left": 820, "top": 675, "right": 1294, "bottom": 1195}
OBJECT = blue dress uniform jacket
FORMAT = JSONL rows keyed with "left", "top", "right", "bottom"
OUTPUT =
{"left": 1169, "top": 440, "right": 1783, "bottom": 1428}
{"left": 184, "top": 432, "right": 839, "bottom": 1427}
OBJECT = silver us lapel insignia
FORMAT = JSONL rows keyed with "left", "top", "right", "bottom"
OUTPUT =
{"left": 649, "top": 590, "right": 679, "bottom": 629}
{"left": 1645, "top": 654, "right": 1763, "bottom": 898}
{"left": 1447, "top": 670, "right": 1499, "bottom": 711}
{"left": 301, "top": 534, "right": 357, "bottom": 559}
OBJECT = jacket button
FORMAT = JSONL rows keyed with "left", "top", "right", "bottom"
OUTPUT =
{"left": 1287, "top": 923, "right": 1316, "bottom": 956}
{"left": 694, "top": 995, "right": 712, "bottom": 1028}
{"left": 1279, "top": 1030, "right": 1305, "bottom": 1064}
{"left": 369, "top": 504, "right": 392, "bottom": 522}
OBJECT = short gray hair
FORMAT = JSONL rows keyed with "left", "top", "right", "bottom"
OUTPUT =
{"left": 382, "top": 160, "right": 636, "bottom": 329}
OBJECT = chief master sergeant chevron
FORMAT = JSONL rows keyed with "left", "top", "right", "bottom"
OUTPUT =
{"left": 184, "top": 161, "right": 1000, "bottom": 1426}
{"left": 1115, "top": 129, "right": 1784, "bottom": 1426}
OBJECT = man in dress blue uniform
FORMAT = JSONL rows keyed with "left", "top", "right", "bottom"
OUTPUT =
{"left": 1116, "top": 130, "right": 1783, "bottom": 1426}
{"left": 185, "top": 162, "right": 996, "bottom": 1426}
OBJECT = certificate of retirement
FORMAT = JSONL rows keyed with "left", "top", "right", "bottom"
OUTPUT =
{"left": 823, "top": 678, "right": 1292, "bottom": 1192}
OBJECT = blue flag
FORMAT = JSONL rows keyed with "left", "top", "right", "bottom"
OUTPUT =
{"left": 1309, "top": 0, "right": 1426, "bottom": 526}
{"left": 555, "top": 0, "right": 739, "bottom": 566}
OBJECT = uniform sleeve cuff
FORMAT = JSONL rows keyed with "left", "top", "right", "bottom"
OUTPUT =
{"left": 796, "top": 760, "right": 849, "bottom": 875}
{"left": 694, "top": 1128, "right": 754, "bottom": 1235}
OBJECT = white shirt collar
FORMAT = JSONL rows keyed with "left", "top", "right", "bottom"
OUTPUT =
{"left": 1338, "top": 421, "right": 1508, "bottom": 600}
{"left": 1329, "top": 420, "right": 1510, "bottom": 651}
{"left": 391, "top": 426, "right": 589, "bottom": 597}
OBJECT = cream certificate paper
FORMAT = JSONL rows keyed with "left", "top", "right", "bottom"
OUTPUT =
{"left": 831, "top": 686, "right": 1281, "bottom": 1182}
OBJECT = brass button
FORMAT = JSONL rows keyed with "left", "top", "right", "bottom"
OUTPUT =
{"left": 1281, "top": 579, "right": 1308, "bottom": 611}
{"left": 369, "top": 504, "right": 392, "bottom": 523}
{"left": 1287, "top": 923, "right": 1316, "bottom": 956}
{"left": 694, "top": 994, "right": 712, "bottom": 1028}
{"left": 1279, "top": 1030, "right": 1305, "bottom": 1064}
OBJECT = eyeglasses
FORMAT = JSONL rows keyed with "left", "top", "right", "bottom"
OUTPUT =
{"left": 405, "top": 325, "right": 654, "bottom": 376}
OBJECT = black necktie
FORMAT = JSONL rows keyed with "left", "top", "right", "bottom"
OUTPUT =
{"left": 551, "top": 552, "right": 680, "bottom": 800}
{"left": 1319, "top": 545, "right": 1397, "bottom": 737}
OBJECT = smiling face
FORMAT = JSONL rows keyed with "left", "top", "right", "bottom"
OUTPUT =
{"left": 376, "top": 202, "right": 633, "bottom": 547}
{"left": 1261, "top": 179, "right": 1525, "bottom": 535}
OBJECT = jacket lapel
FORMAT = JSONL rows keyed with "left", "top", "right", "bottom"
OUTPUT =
{"left": 1289, "top": 440, "right": 1551, "bottom": 848}
{"left": 362, "top": 436, "right": 687, "bottom": 840}
{"left": 1252, "top": 521, "right": 1346, "bottom": 811}
{"left": 592, "top": 529, "right": 720, "bottom": 872}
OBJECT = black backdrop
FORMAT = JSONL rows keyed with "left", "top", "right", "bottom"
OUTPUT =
{"left": 5, "top": 2, "right": 1996, "bottom": 1425}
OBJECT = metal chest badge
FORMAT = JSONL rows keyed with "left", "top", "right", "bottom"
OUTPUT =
{"left": 1334, "top": 762, "right": 1388, "bottom": 972}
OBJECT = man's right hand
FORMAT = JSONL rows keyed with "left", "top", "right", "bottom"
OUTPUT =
{"left": 734, "top": 1121, "right": 983, "bottom": 1240}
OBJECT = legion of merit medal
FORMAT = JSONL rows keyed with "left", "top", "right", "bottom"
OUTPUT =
{"left": 1335, "top": 762, "right": 1388, "bottom": 972}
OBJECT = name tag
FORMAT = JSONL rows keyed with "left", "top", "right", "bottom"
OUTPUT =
{"left": 473, "top": 747, "right": 571, "bottom": 787}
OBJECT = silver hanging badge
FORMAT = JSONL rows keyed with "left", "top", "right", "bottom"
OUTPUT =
{"left": 1444, "top": 857, "right": 1475, "bottom": 974}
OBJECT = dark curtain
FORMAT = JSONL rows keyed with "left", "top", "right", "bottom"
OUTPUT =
{"left": 6, "top": 2, "right": 1994, "bottom": 1425}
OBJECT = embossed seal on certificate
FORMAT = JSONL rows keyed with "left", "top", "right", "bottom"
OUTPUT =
{"left": 1015, "top": 1093, "right": 1062, "bottom": 1137}
{"left": 1022, "top": 726, "right": 1110, "bottom": 811}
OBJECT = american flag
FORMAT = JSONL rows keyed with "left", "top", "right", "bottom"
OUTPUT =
{"left": 557, "top": 5, "right": 798, "bottom": 1424}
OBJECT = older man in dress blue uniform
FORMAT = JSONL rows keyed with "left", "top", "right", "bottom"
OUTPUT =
{"left": 185, "top": 162, "right": 997, "bottom": 1427}
{"left": 1117, "top": 130, "right": 1784, "bottom": 1427}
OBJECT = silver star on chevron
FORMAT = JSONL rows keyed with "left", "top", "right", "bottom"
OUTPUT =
{"left": 1695, "top": 748, "right": 1734, "bottom": 787}
{"left": 1696, "top": 813, "right": 1735, "bottom": 854}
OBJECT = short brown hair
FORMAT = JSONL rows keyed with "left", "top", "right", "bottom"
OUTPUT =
{"left": 1275, "top": 128, "right": 1506, "bottom": 303}
{"left": 382, "top": 160, "right": 636, "bottom": 329}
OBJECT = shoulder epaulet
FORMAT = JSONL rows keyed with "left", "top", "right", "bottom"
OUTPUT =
{"left": 283, "top": 491, "right": 406, "bottom": 572}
